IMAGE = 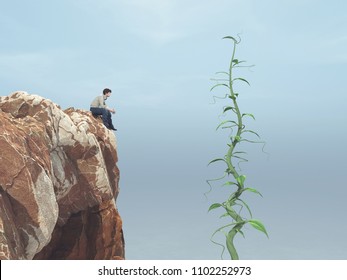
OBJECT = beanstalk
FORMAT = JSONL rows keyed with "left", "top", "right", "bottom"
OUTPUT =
{"left": 207, "top": 36, "right": 268, "bottom": 260}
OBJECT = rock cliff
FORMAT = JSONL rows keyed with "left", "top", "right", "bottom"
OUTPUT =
{"left": 0, "top": 91, "right": 124, "bottom": 260}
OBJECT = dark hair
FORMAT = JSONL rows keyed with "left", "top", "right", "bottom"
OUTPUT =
{"left": 103, "top": 88, "right": 112, "bottom": 95}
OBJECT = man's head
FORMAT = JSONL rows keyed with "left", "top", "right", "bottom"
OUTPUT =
{"left": 103, "top": 88, "right": 112, "bottom": 97}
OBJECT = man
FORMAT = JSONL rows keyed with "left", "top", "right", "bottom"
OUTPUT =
{"left": 90, "top": 88, "right": 117, "bottom": 131}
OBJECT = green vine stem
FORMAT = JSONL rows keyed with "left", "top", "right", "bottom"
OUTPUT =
{"left": 207, "top": 36, "right": 268, "bottom": 260}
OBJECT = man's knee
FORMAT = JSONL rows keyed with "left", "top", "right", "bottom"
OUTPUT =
{"left": 102, "top": 109, "right": 111, "bottom": 117}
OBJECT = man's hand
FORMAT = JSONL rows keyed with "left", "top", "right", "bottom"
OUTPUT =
{"left": 106, "top": 107, "right": 115, "bottom": 114}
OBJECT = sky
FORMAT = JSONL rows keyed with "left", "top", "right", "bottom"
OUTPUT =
{"left": 1, "top": 0, "right": 347, "bottom": 259}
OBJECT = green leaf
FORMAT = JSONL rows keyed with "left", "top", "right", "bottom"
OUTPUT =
{"left": 224, "top": 106, "right": 237, "bottom": 114}
{"left": 219, "top": 213, "right": 229, "bottom": 219}
{"left": 238, "top": 229, "right": 246, "bottom": 238}
{"left": 237, "top": 198, "right": 253, "bottom": 218}
{"left": 233, "top": 77, "right": 250, "bottom": 86}
{"left": 208, "top": 203, "right": 223, "bottom": 212}
{"left": 236, "top": 175, "right": 246, "bottom": 187}
{"left": 210, "top": 83, "right": 229, "bottom": 91}
{"left": 242, "top": 113, "right": 256, "bottom": 120}
{"left": 243, "top": 187, "right": 263, "bottom": 197}
{"left": 233, "top": 60, "right": 246, "bottom": 66}
{"left": 248, "top": 219, "right": 269, "bottom": 238}
{"left": 208, "top": 158, "right": 226, "bottom": 166}
{"left": 242, "top": 129, "right": 261, "bottom": 138}
{"left": 215, "top": 71, "right": 229, "bottom": 76}
{"left": 223, "top": 181, "right": 238, "bottom": 187}
{"left": 223, "top": 106, "right": 235, "bottom": 113}
{"left": 233, "top": 151, "right": 247, "bottom": 155}
{"left": 222, "top": 125, "right": 236, "bottom": 130}
{"left": 216, "top": 120, "right": 237, "bottom": 130}
{"left": 232, "top": 154, "right": 248, "bottom": 162}
{"left": 225, "top": 120, "right": 239, "bottom": 128}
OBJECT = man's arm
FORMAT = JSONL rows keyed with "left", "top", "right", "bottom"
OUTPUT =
{"left": 107, "top": 107, "right": 116, "bottom": 114}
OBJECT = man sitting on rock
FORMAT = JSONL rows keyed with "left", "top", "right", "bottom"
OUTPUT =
{"left": 90, "top": 88, "right": 117, "bottom": 131}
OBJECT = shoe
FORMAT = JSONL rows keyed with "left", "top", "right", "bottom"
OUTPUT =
{"left": 109, "top": 126, "right": 117, "bottom": 131}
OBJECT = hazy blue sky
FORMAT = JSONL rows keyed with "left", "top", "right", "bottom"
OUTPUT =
{"left": 1, "top": 0, "right": 347, "bottom": 259}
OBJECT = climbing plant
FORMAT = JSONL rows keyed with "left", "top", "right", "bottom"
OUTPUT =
{"left": 207, "top": 36, "right": 268, "bottom": 260}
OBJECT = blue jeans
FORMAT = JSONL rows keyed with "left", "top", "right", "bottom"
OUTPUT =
{"left": 90, "top": 107, "right": 114, "bottom": 128}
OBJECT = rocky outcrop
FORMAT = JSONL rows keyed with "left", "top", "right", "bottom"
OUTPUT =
{"left": 0, "top": 91, "right": 124, "bottom": 260}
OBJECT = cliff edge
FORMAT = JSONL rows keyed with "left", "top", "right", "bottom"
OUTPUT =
{"left": 0, "top": 91, "right": 124, "bottom": 260}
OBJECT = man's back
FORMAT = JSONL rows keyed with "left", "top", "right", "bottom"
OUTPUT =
{"left": 90, "top": 96, "right": 105, "bottom": 108}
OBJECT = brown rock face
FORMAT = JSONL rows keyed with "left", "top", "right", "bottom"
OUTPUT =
{"left": 0, "top": 91, "right": 124, "bottom": 260}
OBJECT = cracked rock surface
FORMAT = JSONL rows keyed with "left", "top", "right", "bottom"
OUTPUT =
{"left": 0, "top": 91, "right": 124, "bottom": 260}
